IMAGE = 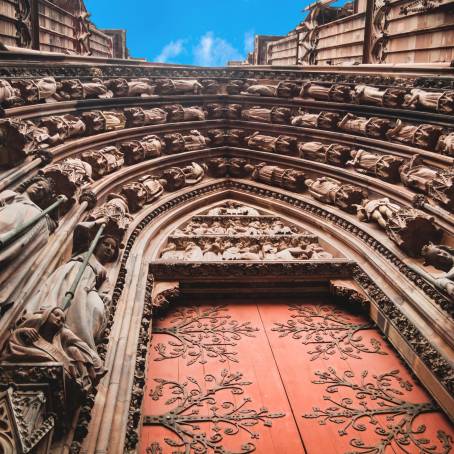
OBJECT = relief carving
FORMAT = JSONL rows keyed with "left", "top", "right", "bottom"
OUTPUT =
{"left": 120, "top": 135, "right": 163, "bottom": 165}
{"left": 386, "top": 119, "right": 443, "bottom": 150}
{"left": 291, "top": 111, "right": 340, "bottom": 129}
{"left": 154, "top": 79, "right": 203, "bottom": 95}
{"left": 159, "top": 162, "right": 206, "bottom": 191}
{"left": 163, "top": 104, "right": 206, "bottom": 122}
{"left": 353, "top": 84, "right": 406, "bottom": 108}
{"left": 246, "top": 131, "right": 298, "bottom": 155}
{"left": 252, "top": 162, "right": 306, "bottom": 191}
{"left": 206, "top": 103, "right": 242, "bottom": 119}
{"left": 163, "top": 130, "right": 210, "bottom": 153}
{"left": 81, "top": 146, "right": 125, "bottom": 179}
{"left": 436, "top": 133, "right": 454, "bottom": 157}
{"left": 39, "top": 114, "right": 86, "bottom": 143}
{"left": 404, "top": 88, "right": 454, "bottom": 114}
{"left": 124, "top": 107, "right": 167, "bottom": 127}
{"left": 242, "top": 105, "right": 291, "bottom": 124}
{"left": 11, "top": 77, "right": 57, "bottom": 104}
{"left": 242, "top": 81, "right": 299, "bottom": 98}
{"left": 0, "top": 80, "right": 24, "bottom": 108}
{"left": 120, "top": 176, "right": 164, "bottom": 212}
{"left": 207, "top": 157, "right": 254, "bottom": 178}
{"left": 81, "top": 111, "right": 126, "bottom": 135}
{"left": 422, "top": 243, "right": 454, "bottom": 298}
{"left": 106, "top": 78, "right": 155, "bottom": 97}
{"left": 299, "top": 82, "right": 351, "bottom": 103}
{"left": 338, "top": 113, "right": 393, "bottom": 138}
{"left": 298, "top": 141, "right": 351, "bottom": 166}
{"left": 347, "top": 149, "right": 404, "bottom": 182}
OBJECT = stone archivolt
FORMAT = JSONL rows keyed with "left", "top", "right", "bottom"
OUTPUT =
{"left": 0, "top": 66, "right": 453, "bottom": 454}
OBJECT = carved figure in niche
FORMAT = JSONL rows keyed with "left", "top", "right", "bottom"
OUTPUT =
{"left": 253, "top": 163, "right": 306, "bottom": 191}
{"left": 39, "top": 114, "right": 86, "bottom": 142}
{"left": 246, "top": 132, "right": 298, "bottom": 155}
{"left": 0, "top": 176, "right": 57, "bottom": 310}
{"left": 55, "top": 78, "right": 110, "bottom": 100}
{"left": 352, "top": 85, "right": 406, "bottom": 108}
{"left": 0, "top": 119, "right": 59, "bottom": 166}
{"left": 164, "top": 104, "right": 206, "bottom": 122}
{"left": 81, "top": 146, "right": 124, "bottom": 179}
{"left": 347, "top": 149, "right": 404, "bottom": 182}
{"left": 298, "top": 141, "right": 351, "bottom": 166}
{"left": 357, "top": 198, "right": 442, "bottom": 256}
{"left": 291, "top": 111, "right": 340, "bottom": 130}
{"left": 159, "top": 162, "right": 206, "bottom": 191}
{"left": 404, "top": 88, "right": 454, "bottom": 114}
{"left": 400, "top": 155, "right": 454, "bottom": 211}
{"left": 226, "top": 80, "right": 247, "bottom": 95}
{"left": 124, "top": 107, "right": 167, "bottom": 127}
{"left": 154, "top": 79, "right": 203, "bottom": 95}
{"left": 241, "top": 82, "right": 299, "bottom": 98}
{"left": 207, "top": 202, "right": 260, "bottom": 216}
{"left": 422, "top": 243, "right": 454, "bottom": 297}
{"left": 120, "top": 175, "right": 164, "bottom": 213}
{"left": 241, "top": 106, "right": 291, "bottom": 124}
{"left": 120, "top": 135, "right": 163, "bottom": 165}
{"left": 207, "top": 129, "right": 227, "bottom": 146}
{"left": 0, "top": 307, "right": 106, "bottom": 391}
{"left": 436, "top": 133, "right": 454, "bottom": 157}
{"left": 27, "top": 228, "right": 119, "bottom": 349}
{"left": 305, "top": 177, "right": 366, "bottom": 213}
{"left": 206, "top": 103, "right": 242, "bottom": 120}
{"left": 299, "top": 83, "right": 351, "bottom": 103}
{"left": 0, "top": 79, "right": 24, "bottom": 107}
{"left": 338, "top": 113, "right": 393, "bottom": 138}
{"left": 11, "top": 77, "right": 57, "bottom": 103}
{"left": 106, "top": 78, "right": 155, "bottom": 97}
{"left": 75, "top": 10, "right": 91, "bottom": 55}
{"left": 200, "top": 79, "right": 220, "bottom": 94}
{"left": 386, "top": 119, "right": 443, "bottom": 150}
{"left": 82, "top": 111, "right": 126, "bottom": 135}
{"left": 226, "top": 129, "right": 247, "bottom": 146}
{"left": 40, "top": 158, "right": 93, "bottom": 202}
{"left": 163, "top": 130, "right": 210, "bottom": 154}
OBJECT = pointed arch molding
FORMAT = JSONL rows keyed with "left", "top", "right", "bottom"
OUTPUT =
{"left": 75, "top": 179, "right": 454, "bottom": 453}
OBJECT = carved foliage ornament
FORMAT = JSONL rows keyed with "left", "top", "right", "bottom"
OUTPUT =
{"left": 153, "top": 305, "right": 258, "bottom": 365}
{"left": 304, "top": 368, "right": 452, "bottom": 454}
{"left": 144, "top": 369, "right": 285, "bottom": 454}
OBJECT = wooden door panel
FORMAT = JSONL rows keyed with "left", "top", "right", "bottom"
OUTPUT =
{"left": 259, "top": 298, "right": 454, "bottom": 454}
{"left": 140, "top": 302, "right": 305, "bottom": 454}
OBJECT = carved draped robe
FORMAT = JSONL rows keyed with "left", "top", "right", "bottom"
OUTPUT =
{"left": 27, "top": 254, "right": 108, "bottom": 349}
{"left": 0, "top": 191, "right": 53, "bottom": 308}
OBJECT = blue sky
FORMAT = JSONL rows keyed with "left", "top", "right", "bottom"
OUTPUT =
{"left": 83, "top": 0, "right": 311, "bottom": 65}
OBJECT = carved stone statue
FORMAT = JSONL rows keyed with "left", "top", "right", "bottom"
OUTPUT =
{"left": 207, "top": 158, "right": 254, "bottom": 178}
{"left": 247, "top": 132, "right": 298, "bottom": 155}
{"left": 207, "top": 129, "right": 227, "bottom": 146}
{"left": 386, "top": 119, "right": 443, "bottom": 150}
{"left": 338, "top": 113, "right": 393, "bottom": 138}
{"left": 200, "top": 79, "right": 220, "bottom": 94}
{"left": 298, "top": 141, "right": 351, "bottom": 165}
{"left": 242, "top": 82, "right": 299, "bottom": 98}
{"left": 11, "top": 77, "right": 57, "bottom": 103}
{"left": 404, "top": 88, "right": 454, "bottom": 114}
{"left": 55, "top": 79, "right": 111, "bottom": 100}
{"left": 164, "top": 104, "right": 206, "bottom": 122}
{"left": 253, "top": 163, "right": 306, "bottom": 191}
{"left": 154, "top": 79, "right": 203, "bottom": 95}
{"left": 226, "top": 79, "right": 247, "bottom": 95}
{"left": 0, "top": 79, "right": 23, "bottom": 108}
{"left": 41, "top": 158, "right": 93, "bottom": 201}
{"left": 400, "top": 156, "right": 454, "bottom": 211}
{"left": 206, "top": 103, "right": 242, "bottom": 119}
{"left": 82, "top": 111, "right": 126, "bottom": 135}
{"left": 347, "top": 149, "right": 404, "bottom": 182}
{"left": 159, "top": 162, "right": 206, "bottom": 191}
{"left": 124, "top": 107, "right": 167, "bottom": 127}
{"left": 0, "top": 119, "right": 59, "bottom": 166}
{"left": 120, "top": 135, "right": 163, "bottom": 165}
{"left": 436, "top": 133, "right": 454, "bottom": 157}
{"left": 225, "top": 129, "right": 247, "bottom": 146}
{"left": 39, "top": 114, "right": 86, "bottom": 142}
{"left": 81, "top": 146, "right": 125, "bottom": 179}
{"left": 291, "top": 111, "right": 340, "bottom": 130}
{"left": 106, "top": 78, "right": 155, "bottom": 97}
{"left": 353, "top": 84, "right": 406, "bottom": 108}
{"left": 306, "top": 177, "right": 366, "bottom": 213}
{"left": 163, "top": 130, "right": 210, "bottom": 154}
{"left": 242, "top": 106, "right": 291, "bottom": 124}
{"left": 421, "top": 243, "right": 454, "bottom": 297}
{"left": 0, "top": 176, "right": 57, "bottom": 310}
{"left": 26, "top": 230, "right": 120, "bottom": 349}
{"left": 0, "top": 307, "right": 106, "bottom": 391}
{"left": 120, "top": 176, "right": 164, "bottom": 212}
{"left": 299, "top": 82, "right": 351, "bottom": 103}
{"left": 357, "top": 198, "right": 442, "bottom": 256}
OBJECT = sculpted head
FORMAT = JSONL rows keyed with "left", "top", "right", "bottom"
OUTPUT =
{"left": 24, "top": 176, "right": 56, "bottom": 209}
{"left": 46, "top": 307, "right": 66, "bottom": 331}
{"left": 422, "top": 243, "right": 454, "bottom": 272}
{"left": 95, "top": 235, "right": 119, "bottom": 264}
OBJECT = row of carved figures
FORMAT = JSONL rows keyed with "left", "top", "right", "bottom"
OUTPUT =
{"left": 1, "top": 76, "right": 453, "bottom": 115}
{"left": 1, "top": 105, "right": 452, "bottom": 169}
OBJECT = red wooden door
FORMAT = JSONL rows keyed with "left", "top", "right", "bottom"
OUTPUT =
{"left": 139, "top": 298, "right": 454, "bottom": 454}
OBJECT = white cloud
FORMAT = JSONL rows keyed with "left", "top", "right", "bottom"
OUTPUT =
{"left": 155, "top": 39, "right": 185, "bottom": 63}
{"left": 193, "top": 32, "right": 243, "bottom": 66}
{"left": 244, "top": 30, "right": 255, "bottom": 54}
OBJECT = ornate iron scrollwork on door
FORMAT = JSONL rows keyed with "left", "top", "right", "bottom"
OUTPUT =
{"left": 303, "top": 368, "right": 453, "bottom": 454}
{"left": 153, "top": 305, "right": 259, "bottom": 365}
{"left": 271, "top": 304, "right": 387, "bottom": 360}
{"left": 144, "top": 369, "right": 285, "bottom": 454}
